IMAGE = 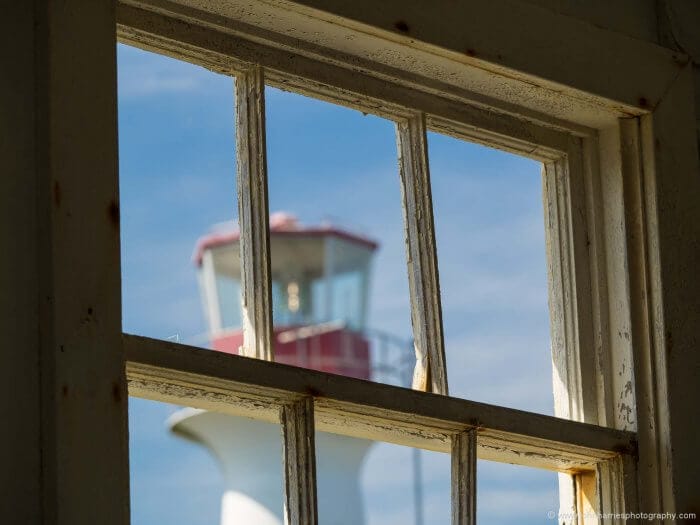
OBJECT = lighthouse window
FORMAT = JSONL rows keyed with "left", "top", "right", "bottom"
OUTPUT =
{"left": 215, "top": 274, "right": 242, "bottom": 332}
{"left": 271, "top": 279, "right": 307, "bottom": 326}
{"left": 330, "top": 270, "right": 364, "bottom": 331}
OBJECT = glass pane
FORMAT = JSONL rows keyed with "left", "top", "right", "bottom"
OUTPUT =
{"left": 429, "top": 132, "right": 554, "bottom": 415}
{"left": 265, "top": 87, "right": 413, "bottom": 387}
{"left": 315, "top": 433, "right": 450, "bottom": 525}
{"left": 365, "top": 445, "right": 450, "bottom": 525}
{"left": 478, "top": 460, "right": 559, "bottom": 524}
{"left": 118, "top": 43, "right": 238, "bottom": 351}
{"left": 130, "top": 398, "right": 285, "bottom": 525}
{"left": 129, "top": 399, "right": 222, "bottom": 525}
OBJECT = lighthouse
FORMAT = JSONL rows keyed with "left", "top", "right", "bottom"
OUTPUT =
{"left": 169, "top": 212, "right": 386, "bottom": 525}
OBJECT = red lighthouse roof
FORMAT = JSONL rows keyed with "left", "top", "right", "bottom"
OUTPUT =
{"left": 193, "top": 212, "right": 378, "bottom": 266}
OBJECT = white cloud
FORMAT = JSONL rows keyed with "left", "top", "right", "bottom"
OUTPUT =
{"left": 119, "top": 68, "right": 201, "bottom": 97}
{"left": 443, "top": 329, "right": 554, "bottom": 413}
{"left": 117, "top": 43, "right": 223, "bottom": 99}
{"left": 479, "top": 487, "right": 558, "bottom": 519}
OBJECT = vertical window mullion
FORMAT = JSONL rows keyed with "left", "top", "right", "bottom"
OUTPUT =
{"left": 235, "top": 65, "right": 274, "bottom": 361}
{"left": 396, "top": 112, "right": 449, "bottom": 395}
{"left": 451, "top": 429, "right": 477, "bottom": 525}
{"left": 281, "top": 398, "right": 319, "bottom": 525}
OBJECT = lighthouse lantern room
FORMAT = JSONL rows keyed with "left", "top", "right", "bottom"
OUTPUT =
{"left": 193, "top": 212, "right": 377, "bottom": 379}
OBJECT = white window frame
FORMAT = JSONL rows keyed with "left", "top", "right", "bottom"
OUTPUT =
{"left": 8, "top": 1, "right": 696, "bottom": 525}
{"left": 116, "top": 3, "right": 648, "bottom": 523}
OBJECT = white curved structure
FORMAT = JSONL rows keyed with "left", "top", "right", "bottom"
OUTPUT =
{"left": 169, "top": 408, "right": 371, "bottom": 525}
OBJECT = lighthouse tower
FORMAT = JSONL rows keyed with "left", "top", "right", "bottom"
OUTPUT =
{"left": 170, "top": 213, "right": 380, "bottom": 525}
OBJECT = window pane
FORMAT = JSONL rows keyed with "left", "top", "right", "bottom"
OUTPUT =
{"left": 265, "top": 87, "right": 413, "bottom": 387}
{"left": 478, "top": 461, "right": 558, "bottom": 524}
{"left": 130, "top": 398, "right": 286, "bottom": 525}
{"left": 128, "top": 398, "right": 222, "bottom": 525}
{"left": 118, "top": 43, "right": 238, "bottom": 351}
{"left": 118, "top": 44, "right": 253, "bottom": 525}
{"left": 429, "top": 133, "right": 558, "bottom": 523}
{"left": 366, "top": 446, "right": 450, "bottom": 525}
{"left": 315, "top": 434, "right": 450, "bottom": 525}
{"left": 428, "top": 132, "right": 554, "bottom": 416}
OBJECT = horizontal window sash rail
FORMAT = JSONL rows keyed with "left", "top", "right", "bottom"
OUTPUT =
{"left": 124, "top": 334, "right": 636, "bottom": 473}
{"left": 116, "top": 2, "right": 573, "bottom": 161}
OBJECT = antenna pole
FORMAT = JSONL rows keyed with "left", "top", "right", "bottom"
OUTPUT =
{"left": 413, "top": 447, "right": 424, "bottom": 525}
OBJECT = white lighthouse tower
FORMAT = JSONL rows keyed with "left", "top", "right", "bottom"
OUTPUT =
{"left": 170, "top": 213, "right": 386, "bottom": 525}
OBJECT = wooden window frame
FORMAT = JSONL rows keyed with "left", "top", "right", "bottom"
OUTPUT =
{"left": 113, "top": 2, "right": 693, "bottom": 524}
{"left": 115, "top": 3, "right": 646, "bottom": 522}
{"left": 9, "top": 2, "right": 694, "bottom": 525}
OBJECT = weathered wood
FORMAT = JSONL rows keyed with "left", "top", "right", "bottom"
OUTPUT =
{"left": 597, "top": 125, "right": 637, "bottom": 434}
{"left": 281, "top": 398, "right": 318, "bottom": 525}
{"left": 618, "top": 453, "right": 639, "bottom": 516}
{"left": 575, "top": 471, "right": 598, "bottom": 525}
{"left": 1, "top": 2, "right": 130, "bottom": 524}
{"left": 618, "top": 117, "right": 666, "bottom": 514}
{"left": 275, "top": 0, "right": 680, "bottom": 113}
{"left": 236, "top": 65, "right": 274, "bottom": 361}
{"left": 543, "top": 156, "right": 597, "bottom": 425}
{"left": 578, "top": 135, "right": 616, "bottom": 430}
{"left": 596, "top": 454, "right": 639, "bottom": 522}
{"left": 2, "top": 5, "right": 42, "bottom": 523}
{"left": 396, "top": 113, "right": 449, "bottom": 395}
{"left": 544, "top": 150, "right": 605, "bottom": 521}
{"left": 564, "top": 138, "right": 603, "bottom": 424}
{"left": 630, "top": 65, "right": 700, "bottom": 512}
{"left": 116, "top": 3, "right": 573, "bottom": 162}
{"left": 451, "top": 429, "right": 476, "bottom": 525}
{"left": 125, "top": 334, "right": 636, "bottom": 473}
{"left": 115, "top": 0, "right": 683, "bottom": 131}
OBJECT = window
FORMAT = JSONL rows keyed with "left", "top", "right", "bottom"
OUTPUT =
{"left": 116, "top": 3, "right": 643, "bottom": 524}
{"left": 116, "top": 7, "right": 634, "bottom": 524}
{"left": 11, "top": 2, "right": 698, "bottom": 525}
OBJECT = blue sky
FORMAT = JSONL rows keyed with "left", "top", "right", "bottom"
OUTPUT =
{"left": 118, "top": 44, "right": 558, "bottom": 525}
